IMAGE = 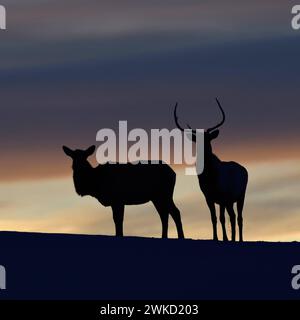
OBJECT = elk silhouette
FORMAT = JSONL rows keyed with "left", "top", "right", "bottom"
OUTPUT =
{"left": 174, "top": 99, "right": 248, "bottom": 242}
{"left": 63, "top": 145, "right": 184, "bottom": 238}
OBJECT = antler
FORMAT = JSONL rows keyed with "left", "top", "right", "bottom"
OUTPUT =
{"left": 173, "top": 102, "right": 185, "bottom": 132}
{"left": 174, "top": 98, "right": 225, "bottom": 133}
{"left": 206, "top": 98, "right": 225, "bottom": 133}
{"left": 174, "top": 102, "right": 193, "bottom": 132}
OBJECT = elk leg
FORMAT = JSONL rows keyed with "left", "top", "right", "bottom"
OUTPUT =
{"left": 161, "top": 213, "right": 169, "bottom": 239}
{"left": 226, "top": 204, "right": 236, "bottom": 242}
{"left": 169, "top": 200, "right": 184, "bottom": 239}
{"left": 237, "top": 195, "right": 245, "bottom": 242}
{"left": 206, "top": 200, "right": 218, "bottom": 241}
{"left": 219, "top": 205, "right": 228, "bottom": 241}
{"left": 112, "top": 204, "right": 124, "bottom": 237}
{"left": 153, "top": 201, "right": 169, "bottom": 239}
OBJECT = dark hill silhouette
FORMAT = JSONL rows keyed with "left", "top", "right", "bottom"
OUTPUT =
{"left": 0, "top": 231, "right": 299, "bottom": 300}
{"left": 63, "top": 145, "right": 184, "bottom": 239}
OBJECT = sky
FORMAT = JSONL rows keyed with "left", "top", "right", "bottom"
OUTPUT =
{"left": 0, "top": 0, "right": 300, "bottom": 241}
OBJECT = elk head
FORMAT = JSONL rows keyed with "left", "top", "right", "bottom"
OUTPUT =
{"left": 63, "top": 145, "right": 96, "bottom": 170}
{"left": 173, "top": 98, "right": 225, "bottom": 156}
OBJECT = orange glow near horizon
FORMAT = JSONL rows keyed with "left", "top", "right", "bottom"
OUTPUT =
{"left": 1, "top": 138, "right": 300, "bottom": 182}
{"left": 0, "top": 158, "right": 300, "bottom": 242}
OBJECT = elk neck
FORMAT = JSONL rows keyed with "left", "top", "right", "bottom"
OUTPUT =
{"left": 72, "top": 160, "right": 95, "bottom": 196}
{"left": 201, "top": 151, "right": 221, "bottom": 178}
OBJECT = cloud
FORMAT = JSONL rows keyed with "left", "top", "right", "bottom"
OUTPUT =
{"left": 3, "top": 0, "right": 291, "bottom": 39}
{"left": 0, "top": 0, "right": 294, "bottom": 71}
{"left": 0, "top": 0, "right": 299, "bottom": 185}
{"left": 0, "top": 1, "right": 299, "bottom": 241}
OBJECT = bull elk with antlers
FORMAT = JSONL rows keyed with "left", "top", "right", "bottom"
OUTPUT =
{"left": 174, "top": 99, "right": 248, "bottom": 242}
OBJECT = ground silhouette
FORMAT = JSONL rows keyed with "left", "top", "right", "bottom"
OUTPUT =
{"left": 0, "top": 231, "right": 299, "bottom": 300}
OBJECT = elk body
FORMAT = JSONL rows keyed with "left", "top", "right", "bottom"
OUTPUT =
{"left": 174, "top": 99, "right": 248, "bottom": 242}
{"left": 63, "top": 145, "right": 184, "bottom": 238}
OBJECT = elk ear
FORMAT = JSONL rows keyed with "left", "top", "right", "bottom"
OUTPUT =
{"left": 85, "top": 145, "right": 96, "bottom": 157}
{"left": 209, "top": 130, "right": 219, "bottom": 141}
{"left": 62, "top": 146, "right": 74, "bottom": 158}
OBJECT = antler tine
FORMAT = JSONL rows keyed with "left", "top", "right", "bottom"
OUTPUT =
{"left": 207, "top": 98, "right": 226, "bottom": 133}
{"left": 173, "top": 102, "right": 185, "bottom": 132}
